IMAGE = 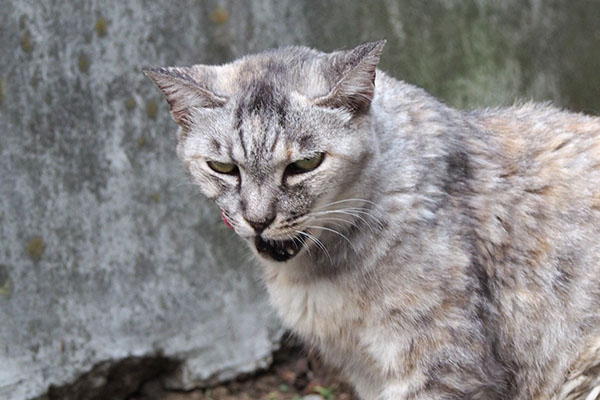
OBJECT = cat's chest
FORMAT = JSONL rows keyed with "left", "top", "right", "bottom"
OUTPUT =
{"left": 265, "top": 273, "right": 363, "bottom": 339}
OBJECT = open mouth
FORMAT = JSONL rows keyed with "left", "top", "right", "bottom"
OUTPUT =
{"left": 254, "top": 234, "right": 304, "bottom": 262}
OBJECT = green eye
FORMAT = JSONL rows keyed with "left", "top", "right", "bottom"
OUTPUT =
{"left": 207, "top": 160, "right": 238, "bottom": 175}
{"left": 287, "top": 153, "right": 325, "bottom": 174}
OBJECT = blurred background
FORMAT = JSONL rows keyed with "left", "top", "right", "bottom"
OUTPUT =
{"left": 1, "top": 1, "right": 599, "bottom": 399}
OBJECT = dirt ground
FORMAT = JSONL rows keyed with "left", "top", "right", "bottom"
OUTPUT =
{"left": 132, "top": 336, "right": 358, "bottom": 400}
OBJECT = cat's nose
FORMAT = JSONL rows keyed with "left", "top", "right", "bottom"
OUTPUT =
{"left": 245, "top": 215, "right": 275, "bottom": 234}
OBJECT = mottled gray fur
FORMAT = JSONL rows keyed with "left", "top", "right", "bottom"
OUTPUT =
{"left": 144, "top": 41, "right": 600, "bottom": 399}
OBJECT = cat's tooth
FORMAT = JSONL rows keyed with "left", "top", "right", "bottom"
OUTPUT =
{"left": 286, "top": 246, "right": 295, "bottom": 255}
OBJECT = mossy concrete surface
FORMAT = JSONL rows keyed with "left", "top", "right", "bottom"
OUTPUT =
{"left": 0, "top": 1, "right": 598, "bottom": 399}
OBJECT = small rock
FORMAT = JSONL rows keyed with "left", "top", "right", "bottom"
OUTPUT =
{"left": 302, "top": 395, "right": 324, "bottom": 400}
{"left": 163, "top": 391, "right": 204, "bottom": 400}
{"left": 211, "top": 386, "right": 229, "bottom": 398}
{"left": 277, "top": 369, "right": 296, "bottom": 384}
{"left": 294, "top": 358, "right": 309, "bottom": 374}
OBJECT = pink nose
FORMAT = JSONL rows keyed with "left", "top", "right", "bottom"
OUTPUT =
{"left": 220, "top": 209, "right": 233, "bottom": 229}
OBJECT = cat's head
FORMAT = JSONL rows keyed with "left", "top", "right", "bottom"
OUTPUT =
{"left": 144, "top": 41, "right": 385, "bottom": 263}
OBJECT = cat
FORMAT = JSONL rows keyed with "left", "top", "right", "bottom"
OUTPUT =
{"left": 144, "top": 41, "right": 600, "bottom": 399}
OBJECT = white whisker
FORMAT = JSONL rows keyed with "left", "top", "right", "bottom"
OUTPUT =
{"left": 310, "top": 216, "right": 356, "bottom": 229}
{"left": 310, "top": 208, "right": 384, "bottom": 232}
{"left": 295, "top": 230, "right": 332, "bottom": 265}
{"left": 307, "top": 225, "right": 358, "bottom": 255}
{"left": 316, "top": 211, "right": 378, "bottom": 233}
{"left": 286, "top": 232, "right": 312, "bottom": 259}
{"left": 313, "top": 198, "right": 384, "bottom": 212}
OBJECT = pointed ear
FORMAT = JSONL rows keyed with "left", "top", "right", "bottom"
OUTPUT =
{"left": 314, "top": 40, "right": 386, "bottom": 113}
{"left": 142, "top": 66, "right": 227, "bottom": 129}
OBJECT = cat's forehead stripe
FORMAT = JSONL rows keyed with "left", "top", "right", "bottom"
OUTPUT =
{"left": 210, "top": 138, "right": 221, "bottom": 154}
{"left": 245, "top": 80, "right": 276, "bottom": 115}
{"left": 237, "top": 127, "right": 248, "bottom": 159}
{"left": 235, "top": 77, "right": 289, "bottom": 124}
{"left": 269, "top": 129, "right": 280, "bottom": 152}
{"left": 231, "top": 74, "right": 291, "bottom": 164}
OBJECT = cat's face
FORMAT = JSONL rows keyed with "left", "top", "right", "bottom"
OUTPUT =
{"left": 145, "top": 41, "right": 384, "bottom": 262}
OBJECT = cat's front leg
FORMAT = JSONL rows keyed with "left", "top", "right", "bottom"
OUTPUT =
{"left": 376, "top": 381, "right": 421, "bottom": 400}
{"left": 376, "top": 378, "right": 502, "bottom": 400}
{"left": 374, "top": 366, "right": 506, "bottom": 400}
{"left": 365, "top": 340, "right": 507, "bottom": 400}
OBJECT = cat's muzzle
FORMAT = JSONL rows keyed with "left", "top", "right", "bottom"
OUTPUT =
{"left": 254, "top": 235, "right": 303, "bottom": 262}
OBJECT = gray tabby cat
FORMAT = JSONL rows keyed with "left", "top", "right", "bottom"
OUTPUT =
{"left": 144, "top": 41, "right": 600, "bottom": 399}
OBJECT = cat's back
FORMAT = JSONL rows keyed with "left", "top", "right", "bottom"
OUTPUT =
{"left": 470, "top": 102, "right": 600, "bottom": 240}
{"left": 471, "top": 103, "right": 600, "bottom": 260}
{"left": 476, "top": 103, "right": 600, "bottom": 187}
{"left": 468, "top": 103, "right": 600, "bottom": 398}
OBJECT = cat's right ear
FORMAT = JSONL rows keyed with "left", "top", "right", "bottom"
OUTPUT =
{"left": 142, "top": 66, "right": 227, "bottom": 129}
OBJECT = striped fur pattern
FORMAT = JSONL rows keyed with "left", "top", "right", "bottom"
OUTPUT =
{"left": 144, "top": 41, "right": 600, "bottom": 399}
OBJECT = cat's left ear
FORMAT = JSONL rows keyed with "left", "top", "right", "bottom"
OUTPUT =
{"left": 142, "top": 66, "right": 227, "bottom": 130}
{"left": 315, "top": 40, "right": 386, "bottom": 113}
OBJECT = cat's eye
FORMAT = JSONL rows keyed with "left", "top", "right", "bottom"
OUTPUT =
{"left": 207, "top": 160, "right": 238, "bottom": 175}
{"left": 286, "top": 153, "right": 325, "bottom": 175}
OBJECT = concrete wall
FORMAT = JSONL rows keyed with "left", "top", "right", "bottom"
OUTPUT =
{"left": 1, "top": 1, "right": 598, "bottom": 399}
